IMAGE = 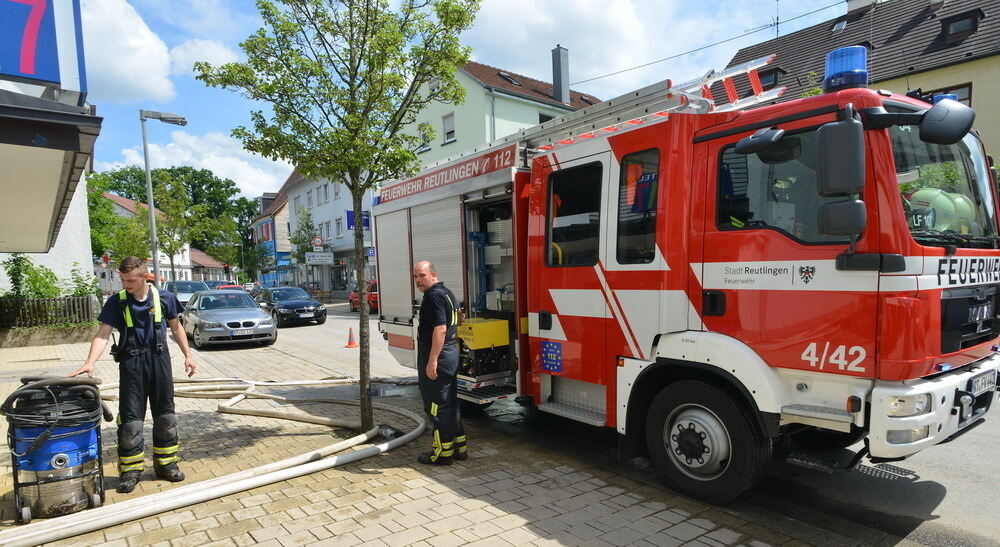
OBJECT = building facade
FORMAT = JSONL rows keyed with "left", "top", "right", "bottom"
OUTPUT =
{"left": 722, "top": 0, "right": 1000, "bottom": 154}
{"left": 251, "top": 188, "right": 294, "bottom": 286}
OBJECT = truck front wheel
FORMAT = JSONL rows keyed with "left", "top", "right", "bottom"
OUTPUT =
{"left": 645, "top": 381, "right": 770, "bottom": 504}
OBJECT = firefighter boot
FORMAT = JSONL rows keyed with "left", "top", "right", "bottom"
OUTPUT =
{"left": 417, "top": 451, "right": 453, "bottom": 465}
{"left": 154, "top": 463, "right": 185, "bottom": 482}
{"left": 117, "top": 470, "right": 142, "bottom": 493}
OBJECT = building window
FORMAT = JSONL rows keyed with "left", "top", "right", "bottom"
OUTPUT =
{"left": 617, "top": 149, "right": 659, "bottom": 264}
{"left": 547, "top": 162, "right": 603, "bottom": 267}
{"left": 336, "top": 218, "right": 344, "bottom": 238}
{"left": 929, "top": 83, "right": 972, "bottom": 106}
{"left": 442, "top": 113, "right": 455, "bottom": 144}
{"left": 941, "top": 9, "right": 983, "bottom": 42}
{"left": 757, "top": 68, "right": 786, "bottom": 91}
{"left": 293, "top": 196, "right": 301, "bottom": 213}
{"left": 322, "top": 183, "right": 328, "bottom": 203}
{"left": 325, "top": 221, "right": 331, "bottom": 240}
{"left": 429, "top": 78, "right": 441, "bottom": 94}
{"left": 307, "top": 190, "right": 313, "bottom": 208}
{"left": 417, "top": 128, "right": 432, "bottom": 153}
{"left": 539, "top": 113, "right": 554, "bottom": 124}
{"left": 334, "top": 182, "right": 341, "bottom": 199}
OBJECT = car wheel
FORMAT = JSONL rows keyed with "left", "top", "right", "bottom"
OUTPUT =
{"left": 645, "top": 381, "right": 770, "bottom": 504}
{"left": 272, "top": 311, "right": 283, "bottom": 328}
{"left": 192, "top": 326, "right": 207, "bottom": 350}
{"left": 350, "top": 301, "right": 358, "bottom": 312}
{"left": 262, "top": 330, "right": 276, "bottom": 346}
{"left": 315, "top": 316, "right": 326, "bottom": 325}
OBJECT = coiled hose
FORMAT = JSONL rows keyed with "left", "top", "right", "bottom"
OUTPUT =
{"left": 1, "top": 377, "right": 113, "bottom": 457}
{"left": 0, "top": 377, "right": 424, "bottom": 547}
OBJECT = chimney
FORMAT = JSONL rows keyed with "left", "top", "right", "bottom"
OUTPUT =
{"left": 552, "top": 44, "right": 569, "bottom": 104}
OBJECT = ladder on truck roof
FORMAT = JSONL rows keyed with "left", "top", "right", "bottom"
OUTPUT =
{"left": 417, "top": 53, "right": 785, "bottom": 170}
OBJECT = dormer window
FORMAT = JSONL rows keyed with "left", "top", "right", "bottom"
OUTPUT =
{"left": 429, "top": 78, "right": 441, "bottom": 94}
{"left": 757, "top": 68, "right": 786, "bottom": 91}
{"left": 941, "top": 9, "right": 984, "bottom": 42}
{"left": 832, "top": 20, "right": 847, "bottom": 33}
{"left": 498, "top": 71, "right": 521, "bottom": 86}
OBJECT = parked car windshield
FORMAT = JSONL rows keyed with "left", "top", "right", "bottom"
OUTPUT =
{"left": 271, "top": 288, "right": 310, "bottom": 301}
{"left": 198, "top": 293, "right": 258, "bottom": 310}
{"left": 166, "top": 281, "right": 210, "bottom": 293}
{"left": 888, "top": 107, "right": 997, "bottom": 247}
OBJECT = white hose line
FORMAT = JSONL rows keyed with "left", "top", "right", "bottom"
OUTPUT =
{"left": 0, "top": 380, "right": 425, "bottom": 547}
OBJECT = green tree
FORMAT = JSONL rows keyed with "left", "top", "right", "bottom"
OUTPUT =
{"left": 96, "top": 165, "right": 150, "bottom": 201}
{"left": 289, "top": 208, "right": 316, "bottom": 266}
{"left": 65, "top": 262, "right": 102, "bottom": 300}
{"left": 2, "top": 254, "right": 29, "bottom": 297}
{"left": 150, "top": 175, "right": 211, "bottom": 281}
{"left": 86, "top": 173, "right": 124, "bottom": 257}
{"left": 231, "top": 196, "right": 261, "bottom": 274}
{"left": 108, "top": 214, "right": 152, "bottom": 267}
{"left": 801, "top": 71, "right": 823, "bottom": 98}
{"left": 197, "top": 0, "right": 480, "bottom": 429}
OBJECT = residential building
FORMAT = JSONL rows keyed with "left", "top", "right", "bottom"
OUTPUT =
{"left": 284, "top": 174, "right": 376, "bottom": 297}
{"left": 282, "top": 47, "right": 598, "bottom": 298}
{"left": 410, "top": 47, "right": 600, "bottom": 165}
{"left": 190, "top": 248, "right": 229, "bottom": 282}
{"left": 251, "top": 182, "right": 294, "bottom": 286}
{"left": 101, "top": 193, "right": 194, "bottom": 284}
{"left": 722, "top": 0, "right": 1000, "bottom": 153}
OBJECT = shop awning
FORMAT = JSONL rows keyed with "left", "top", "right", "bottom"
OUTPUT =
{"left": 0, "top": 90, "right": 102, "bottom": 252}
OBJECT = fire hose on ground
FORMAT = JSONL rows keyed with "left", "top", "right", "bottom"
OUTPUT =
{"left": 0, "top": 376, "right": 425, "bottom": 547}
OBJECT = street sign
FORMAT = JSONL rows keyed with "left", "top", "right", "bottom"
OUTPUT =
{"left": 366, "top": 247, "right": 376, "bottom": 257}
{"left": 346, "top": 210, "right": 371, "bottom": 231}
{"left": 305, "top": 252, "right": 334, "bottom": 265}
{"left": 313, "top": 246, "right": 323, "bottom": 252}
{"left": 310, "top": 235, "right": 324, "bottom": 247}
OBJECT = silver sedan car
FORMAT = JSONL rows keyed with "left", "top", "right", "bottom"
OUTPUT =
{"left": 180, "top": 290, "right": 276, "bottom": 348}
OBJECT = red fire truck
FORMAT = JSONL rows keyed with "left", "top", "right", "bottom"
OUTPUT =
{"left": 374, "top": 47, "right": 999, "bottom": 502}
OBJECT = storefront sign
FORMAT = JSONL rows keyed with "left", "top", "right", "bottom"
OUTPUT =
{"left": 0, "top": 0, "right": 88, "bottom": 104}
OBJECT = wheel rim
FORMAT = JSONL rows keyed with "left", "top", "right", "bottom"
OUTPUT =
{"left": 663, "top": 404, "right": 732, "bottom": 481}
{"left": 194, "top": 327, "right": 204, "bottom": 348}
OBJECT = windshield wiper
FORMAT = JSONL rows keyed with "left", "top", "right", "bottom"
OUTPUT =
{"left": 910, "top": 229, "right": 972, "bottom": 247}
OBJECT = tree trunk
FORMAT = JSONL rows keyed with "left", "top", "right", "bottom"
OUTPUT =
{"left": 352, "top": 177, "right": 374, "bottom": 431}
{"left": 170, "top": 256, "right": 176, "bottom": 283}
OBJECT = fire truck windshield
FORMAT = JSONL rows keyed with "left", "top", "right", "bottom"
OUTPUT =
{"left": 889, "top": 123, "right": 997, "bottom": 247}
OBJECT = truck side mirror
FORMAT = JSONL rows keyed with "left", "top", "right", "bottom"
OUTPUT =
{"left": 920, "top": 98, "right": 975, "bottom": 145}
{"left": 817, "top": 113, "right": 864, "bottom": 197}
{"left": 819, "top": 200, "right": 866, "bottom": 235}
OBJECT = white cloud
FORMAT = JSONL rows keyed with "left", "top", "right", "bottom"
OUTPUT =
{"left": 81, "top": 0, "right": 175, "bottom": 103}
{"left": 463, "top": 0, "right": 844, "bottom": 101}
{"left": 136, "top": 0, "right": 260, "bottom": 43}
{"left": 97, "top": 132, "right": 293, "bottom": 198}
{"left": 170, "top": 39, "right": 240, "bottom": 76}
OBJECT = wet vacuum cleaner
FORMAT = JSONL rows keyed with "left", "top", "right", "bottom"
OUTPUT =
{"left": 1, "top": 376, "right": 113, "bottom": 524}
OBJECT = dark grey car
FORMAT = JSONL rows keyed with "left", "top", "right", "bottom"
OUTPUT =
{"left": 180, "top": 290, "right": 276, "bottom": 349}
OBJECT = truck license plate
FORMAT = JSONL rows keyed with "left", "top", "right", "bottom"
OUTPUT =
{"left": 231, "top": 329, "right": 253, "bottom": 336}
{"left": 969, "top": 370, "right": 997, "bottom": 396}
{"left": 298, "top": 312, "right": 314, "bottom": 318}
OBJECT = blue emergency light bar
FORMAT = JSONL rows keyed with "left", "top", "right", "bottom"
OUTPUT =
{"left": 823, "top": 46, "right": 869, "bottom": 93}
{"left": 932, "top": 94, "right": 959, "bottom": 104}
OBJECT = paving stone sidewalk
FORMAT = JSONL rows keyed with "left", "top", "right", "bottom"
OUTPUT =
{"left": 0, "top": 340, "right": 844, "bottom": 547}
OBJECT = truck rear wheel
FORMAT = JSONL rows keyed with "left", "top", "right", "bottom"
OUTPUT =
{"left": 646, "top": 381, "right": 770, "bottom": 504}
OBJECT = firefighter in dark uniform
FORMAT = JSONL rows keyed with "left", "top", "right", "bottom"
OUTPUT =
{"left": 412, "top": 261, "right": 467, "bottom": 465}
{"left": 70, "top": 256, "right": 197, "bottom": 493}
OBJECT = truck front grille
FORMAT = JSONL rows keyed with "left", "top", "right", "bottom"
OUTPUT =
{"left": 941, "top": 284, "right": 999, "bottom": 353}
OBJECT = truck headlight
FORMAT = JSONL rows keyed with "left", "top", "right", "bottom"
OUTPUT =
{"left": 887, "top": 426, "right": 930, "bottom": 444}
{"left": 888, "top": 394, "right": 932, "bottom": 417}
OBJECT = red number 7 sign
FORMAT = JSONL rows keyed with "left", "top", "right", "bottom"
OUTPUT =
{"left": 7, "top": 0, "right": 47, "bottom": 75}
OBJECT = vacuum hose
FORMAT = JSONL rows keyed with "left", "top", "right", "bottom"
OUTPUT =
{"left": 0, "top": 377, "right": 424, "bottom": 547}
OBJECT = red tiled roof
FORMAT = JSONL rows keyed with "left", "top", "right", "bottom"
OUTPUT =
{"left": 461, "top": 61, "right": 600, "bottom": 110}
{"left": 104, "top": 192, "right": 163, "bottom": 217}
{"left": 190, "top": 247, "right": 226, "bottom": 268}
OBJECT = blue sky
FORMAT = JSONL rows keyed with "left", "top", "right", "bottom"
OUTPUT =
{"left": 82, "top": 0, "right": 847, "bottom": 198}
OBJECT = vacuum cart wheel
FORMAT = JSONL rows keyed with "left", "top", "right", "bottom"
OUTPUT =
{"left": 90, "top": 493, "right": 103, "bottom": 508}
{"left": 19, "top": 506, "right": 31, "bottom": 524}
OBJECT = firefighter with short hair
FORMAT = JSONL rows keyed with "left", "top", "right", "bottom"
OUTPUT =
{"left": 70, "top": 256, "right": 196, "bottom": 493}
{"left": 412, "top": 260, "right": 467, "bottom": 465}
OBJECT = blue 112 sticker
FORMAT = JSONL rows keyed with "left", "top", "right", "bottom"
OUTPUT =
{"left": 541, "top": 341, "right": 562, "bottom": 372}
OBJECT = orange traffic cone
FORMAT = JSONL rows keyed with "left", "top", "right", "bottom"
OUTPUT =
{"left": 345, "top": 328, "right": 359, "bottom": 348}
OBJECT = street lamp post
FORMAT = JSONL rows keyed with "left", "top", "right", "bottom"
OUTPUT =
{"left": 139, "top": 109, "right": 187, "bottom": 287}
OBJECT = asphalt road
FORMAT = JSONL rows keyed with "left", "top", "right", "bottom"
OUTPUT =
{"left": 199, "top": 303, "right": 1000, "bottom": 546}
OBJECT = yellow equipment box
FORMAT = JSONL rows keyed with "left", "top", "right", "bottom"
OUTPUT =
{"left": 458, "top": 318, "right": 510, "bottom": 349}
